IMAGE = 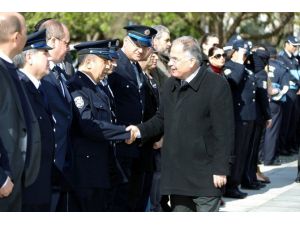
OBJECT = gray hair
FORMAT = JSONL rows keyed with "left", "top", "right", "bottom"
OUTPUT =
{"left": 0, "top": 14, "right": 21, "bottom": 43}
{"left": 152, "top": 25, "right": 170, "bottom": 40}
{"left": 172, "top": 36, "right": 202, "bottom": 64}
{"left": 13, "top": 49, "right": 38, "bottom": 69}
{"left": 39, "top": 19, "right": 64, "bottom": 40}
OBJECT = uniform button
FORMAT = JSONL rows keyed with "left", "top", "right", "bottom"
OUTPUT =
{"left": 253, "top": 90, "right": 256, "bottom": 94}
{"left": 53, "top": 128, "right": 56, "bottom": 132}
{"left": 55, "top": 144, "right": 57, "bottom": 148}
{"left": 140, "top": 100, "right": 143, "bottom": 104}
{"left": 252, "top": 82, "right": 255, "bottom": 85}
{"left": 86, "top": 155, "right": 90, "bottom": 158}
{"left": 53, "top": 159, "right": 56, "bottom": 163}
{"left": 138, "top": 90, "right": 141, "bottom": 93}
{"left": 111, "top": 120, "right": 113, "bottom": 123}
{"left": 253, "top": 99, "right": 256, "bottom": 102}
{"left": 39, "top": 116, "right": 42, "bottom": 120}
{"left": 237, "top": 103, "right": 241, "bottom": 106}
{"left": 126, "top": 85, "right": 129, "bottom": 88}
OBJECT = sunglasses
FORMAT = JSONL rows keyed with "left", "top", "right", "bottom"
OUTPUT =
{"left": 213, "top": 53, "right": 226, "bottom": 59}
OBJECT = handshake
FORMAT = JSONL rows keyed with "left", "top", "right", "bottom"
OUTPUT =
{"left": 125, "top": 125, "right": 141, "bottom": 144}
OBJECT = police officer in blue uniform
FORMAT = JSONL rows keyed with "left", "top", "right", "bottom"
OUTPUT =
{"left": 15, "top": 29, "right": 55, "bottom": 211}
{"left": 241, "top": 46, "right": 272, "bottom": 189}
{"left": 67, "top": 40, "right": 131, "bottom": 211}
{"left": 107, "top": 25, "right": 157, "bottom": 211}
{"left": 278, "top": 35, "right": 300, "bottom": 156}
{"left": 223, "top": 39, "right": 256, "bottom": 199}
{"left": 262, "top": 46, "right": 289, "bottom": 165}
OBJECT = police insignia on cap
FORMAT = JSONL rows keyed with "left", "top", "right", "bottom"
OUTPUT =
{"left": 144, "top": 29, "right": 150, "bottom": 35}
{"left": 74, "top": 96, "right": 84, "bottom": 109}
{"left": 224, "top": 69, "right": 232, "bottom": 76}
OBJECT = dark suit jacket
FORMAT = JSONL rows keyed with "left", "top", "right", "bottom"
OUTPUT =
{"left": 138, "top": 66, "right": 234, "bottom": 197}
{"left": 19, "top": 72, "right": 55, "bottom": 206}
{"left": 68, "top": 71, "right": 130, "bottom": 188}
{"left": 0, "top": 59, "right": 41, "bottom": 211}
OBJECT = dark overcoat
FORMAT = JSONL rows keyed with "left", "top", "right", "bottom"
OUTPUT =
{"left": 138, "top": 66, "right": 234, "bottom": 197}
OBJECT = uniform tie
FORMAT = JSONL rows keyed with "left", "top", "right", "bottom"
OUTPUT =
{"left": 132, "top": 62, "right": 143, "bottom": 89}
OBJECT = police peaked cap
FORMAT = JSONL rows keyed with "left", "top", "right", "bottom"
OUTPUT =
{"left": 74, "top": 40, "right": 114, "bottom": 60}
{"left": 286, "top": 35, "right": 300, "bottom": 46}
{"left": 124, "top": 25, "right": 157, "bottom": 47}
{"left": 23, "top": 29, "right": 52, "bottom": 51}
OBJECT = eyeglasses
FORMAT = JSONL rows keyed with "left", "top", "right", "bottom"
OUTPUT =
{"left": 213, "top": 53, "right": 226, "bottom": 59}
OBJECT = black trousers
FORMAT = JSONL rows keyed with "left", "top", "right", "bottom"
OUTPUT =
{"left": 242, "top": 121, "right": 264, "bottom": 185}
{"left": 170, "top": 195, "right": 220, "bottom": 212}
{"left": 227, "top": 121, "right": 255, "bottom": 188}
{"left": 263, "top": 102, "right": 282, "bottom": 163}
{"left": 74, "top": 187, "right": 107, "bottom": 212}
{"left": 279, "top": 90, "right": 297, "bottom": 151}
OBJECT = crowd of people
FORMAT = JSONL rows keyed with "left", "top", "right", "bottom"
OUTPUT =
{"left": 1, "top": 12, "right": 300, "bottom": 212}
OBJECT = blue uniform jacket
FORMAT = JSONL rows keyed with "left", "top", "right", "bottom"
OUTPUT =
{"left": 19, "top": 71, "right": 55, "bottom": 205}
{"left": 108, "top": 50, "right": 147, "bottom": 158}
{"left": 224, "top": 60, "right": 257, "bottom": 121}
{"left": 67, "top": 71, "right": 130, "bottom": 188}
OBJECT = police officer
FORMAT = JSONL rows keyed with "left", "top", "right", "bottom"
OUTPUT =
{"left": 14, "top": 29, "right": 55, "bottom": 211}
{"left": 67, "top": 40, "right": 131, "bottom": 211}
{"left": 223, "top": 39, "right": 255, "bottom": 199}
{"left": 241, "top": 46, "right": 272, "bottom": 189}
{"left": 107, "top": 25, "right": 157, "bottom": 211}
{"left": 262, "top": 46, "right": 289, "bottom": 166}
{"left": 278, "top": 35, "right": 300, "bottom": 156}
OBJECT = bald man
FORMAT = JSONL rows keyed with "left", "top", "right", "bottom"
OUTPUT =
{"left": 0, "top": 12, "right": 41, "bottom": 211}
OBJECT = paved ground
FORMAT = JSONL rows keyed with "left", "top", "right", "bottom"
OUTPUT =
{"left": 221, "top": 155, "right": 300, "bottom": 212}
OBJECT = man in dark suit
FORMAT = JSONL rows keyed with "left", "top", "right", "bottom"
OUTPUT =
{"left": 107, "top": 25, "right": 158, "bottom": 211}
{"left": 14, "top": 29, "right": 55, "bottom": 211}
{"left": 67, "top": 40, "right": 131, "bottom": 211}
{"left": 127, "top": 36, "right": 234, "bottom": 212}
{"left": 38, "top": 19, "right": 76, "bottom": 211}
{"left": 0, "top": 12, "right": 41, "bottom": 211}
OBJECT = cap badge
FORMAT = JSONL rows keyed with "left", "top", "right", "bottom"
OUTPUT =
{"left": 144, "top": 29, "right": 150, "bottom": 35}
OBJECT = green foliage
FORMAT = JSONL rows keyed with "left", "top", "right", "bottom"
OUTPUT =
{"left": 23, "top": 12, "right": 300, "bottom": 47}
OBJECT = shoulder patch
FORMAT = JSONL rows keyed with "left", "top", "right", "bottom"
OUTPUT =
{"left": 224, "top": 69, "right": 232, "bottom": 76}
{"left": 74, "top": 96, "right": 84, "bottom": 109}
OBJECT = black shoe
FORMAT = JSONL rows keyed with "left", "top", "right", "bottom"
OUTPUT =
{"left": 241, "top": 183, "right": 260, "bottom": 190}
{"left": 253, "top": 181, "right": 266, "bottom": 188}
{"left": 224, "top": 188, "right": 248, "bottom": 199}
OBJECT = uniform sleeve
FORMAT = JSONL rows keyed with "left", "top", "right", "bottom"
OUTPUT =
{"left": 224, "top": 61, "right": 245, "bottom": 86}
{"left": 71, "top": 90, "right": 130, "bottom": 142}
{"left": 209, "top": 77, "right": 235, "bottom": 175}
{"left": 255, "top": 70, "right": 271, "bottom": 120}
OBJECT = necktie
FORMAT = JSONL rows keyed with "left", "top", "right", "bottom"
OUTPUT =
{"left": 53, "top": 66, "right": 67, "bottom": 97}
{"left": 132, "top": 62, "right": 143, "bottom": 89}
